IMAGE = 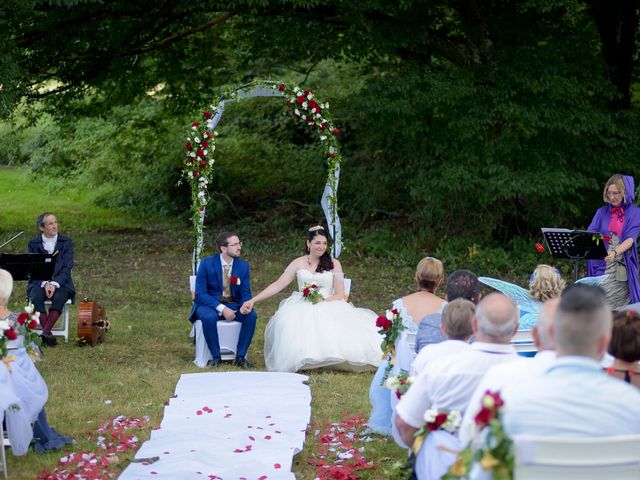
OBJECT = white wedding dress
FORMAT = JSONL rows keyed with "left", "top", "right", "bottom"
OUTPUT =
{"left": 264, "top": 269, "right": 383, "bottom": 372}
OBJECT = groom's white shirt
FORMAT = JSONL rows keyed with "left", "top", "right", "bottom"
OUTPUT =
{"left": 215, "top": 256, "right": 234, "bottom": 315}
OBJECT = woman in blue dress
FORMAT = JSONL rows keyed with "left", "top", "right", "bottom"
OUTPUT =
{"left": 367, "top": 256, "right": 446, "bottom": 436}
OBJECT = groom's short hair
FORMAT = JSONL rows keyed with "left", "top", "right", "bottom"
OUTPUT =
{"left": 215, "top": 231, "right": 237, "bottom": 251}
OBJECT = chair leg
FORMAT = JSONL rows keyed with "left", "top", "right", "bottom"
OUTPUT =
{"left": 0, "top": 420, "right": 8, "bottom": 479}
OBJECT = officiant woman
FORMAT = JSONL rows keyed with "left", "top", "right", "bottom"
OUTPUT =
{"left": 587, "top": 174, "right": 640, "bottom": 310}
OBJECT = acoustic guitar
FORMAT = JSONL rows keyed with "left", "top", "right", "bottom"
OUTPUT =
{"left": 78, "top": 299, "right": 108, "bottom": 347}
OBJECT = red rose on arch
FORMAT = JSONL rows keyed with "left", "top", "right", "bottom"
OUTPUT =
{"left": 193, "top": 170, "right": 200, "bottom": 177}
{"left": 199, "top": 160, "right": 207, "bottom": 168}
{"left": 196, "top": 150, "right": 205, "bottom": 158}
{"left": 331, "top": 127, "right": 340, "bottom": 136}
{"left": 203, "top": 111, "right": 212, "bottom": 119}
{"left": 535, "top": 242, "right": 545, "bottom": 253}
{"left": 192, "top": 122, "right": 201, "bottom": 127}
{"left": 296, "top": 96, "right": 305, "bottom": 104}
{"left": 319, "top": 123, "right": 328, "bottom": 130}
{"left": 186, "top": 142, "right": 193, "bottom": 151}
{"left": 278, "top": 83, "right": 286, "bottom": 91}
{"left": 203, "top": 131, "right": 210, "bottom": 139}
{"left": 16, "top": 312, "right": 28, "bottom": 325}
{"left": 328, "top": 152, "right": 337, "bottom": 158}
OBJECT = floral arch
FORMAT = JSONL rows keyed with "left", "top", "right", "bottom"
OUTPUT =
{"left": 182, "top": 80, "right": 343, "bottom": 274}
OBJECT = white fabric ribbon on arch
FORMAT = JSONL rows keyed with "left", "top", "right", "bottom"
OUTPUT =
{"left": 198, "top": 84, "right": 342, "bottom": 262}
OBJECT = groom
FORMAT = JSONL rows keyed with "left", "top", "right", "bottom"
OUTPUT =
{"left": 189, "top": 231, "right": 257, "bottom": 368}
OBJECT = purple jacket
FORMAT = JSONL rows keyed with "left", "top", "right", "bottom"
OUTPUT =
{"left": 587, "top": 175, "right": 640, "bottom": 303}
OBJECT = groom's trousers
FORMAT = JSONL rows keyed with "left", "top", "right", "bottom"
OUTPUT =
{"left": 196, "top": 302, "right": 257, "bottom": 359}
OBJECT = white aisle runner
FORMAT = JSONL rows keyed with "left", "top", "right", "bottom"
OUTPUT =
{"left": 119, "top": 372, "right": 311, "bottom": 480}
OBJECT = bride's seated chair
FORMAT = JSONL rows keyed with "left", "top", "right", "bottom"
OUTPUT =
{"left": 189, "top": 276, "right": 241, "bottom": 367}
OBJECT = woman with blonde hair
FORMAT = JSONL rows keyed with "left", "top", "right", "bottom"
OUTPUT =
{"left": 367, "top": 256, "right": 446, "bottom": 436}
{"left": 529, "top": 264, "right": 565, "bottom": 302}
{"left": 587, "top": 174, "right": 640, "bottom": 309}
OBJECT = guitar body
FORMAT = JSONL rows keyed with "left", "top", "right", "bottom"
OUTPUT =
{"left": 78, "top": 299, "right": 107, "bottom": 346}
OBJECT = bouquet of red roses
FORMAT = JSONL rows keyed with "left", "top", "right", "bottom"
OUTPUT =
{"left": 303, "top": 283, "right": 323, "bottom": 304}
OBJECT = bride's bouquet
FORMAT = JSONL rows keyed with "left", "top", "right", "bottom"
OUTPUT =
{"left": 303, "top": 283, "right": 323, "bottom": 304}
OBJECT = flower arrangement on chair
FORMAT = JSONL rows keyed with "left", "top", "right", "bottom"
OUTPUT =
{"left": 0, "top": 317, "right": 18, "bottom": 360}
{"left": 444, "top": 390, "right": 513, "bottom": 480}
{"left": 15, "top": 303, "right": 42, "bottom": 360}
{"left": 376, "top": 308, "right": 405, "bottom": 380}
{"left": 384, "top": 370, "right": 414, "bottom": 399}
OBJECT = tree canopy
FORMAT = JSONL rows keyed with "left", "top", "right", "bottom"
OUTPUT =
{"left": 2, "top": 0, "right": 640, "bottom": 242}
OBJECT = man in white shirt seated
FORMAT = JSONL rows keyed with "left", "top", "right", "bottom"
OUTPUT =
{"left": 459, "top": 298, "right": 558, "bottom": 445}
{"left": 411, "top": 298, "right": 475, "bottom": 377}
{"left": 503, "top": 284, "right": 640, "bottom": 437}
{"left": 395, "top": 293, "right": 519, "bottom": 479}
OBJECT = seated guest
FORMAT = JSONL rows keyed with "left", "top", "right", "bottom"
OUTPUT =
{"left": 520, "top": 264, "right": 565, "bottom": 329}
{"left": 0, "top": 268, "right": 73, "bottom": 453}
{"left": 411, "top": 298, "right": 474, "bottom": 376}
{"left": 503, "top": 284, "right": 640, "bottom": 437}
{"left": 395, "top": 293, "right": 519, "bottom": 480}
{"left": 459, "top": 298, "right": 558, "bottom": 445}
{"left": 415, "top": 269, "right": 481, "bottom": 352}
{"left": 604, "top": 309, "right": 640, "bottom": 387}
{"left": 368, "top": 256, "right": 446, "bottom": 435}
{"left": 27, "top": 212, "right": 76, "bottom": 346}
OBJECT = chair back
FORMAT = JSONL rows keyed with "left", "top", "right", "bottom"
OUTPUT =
{"left": 343, "top": 278, "right": 351, "bottom": 301}
{"left": 513, "top": 434, "right": 640, "bottom": 480}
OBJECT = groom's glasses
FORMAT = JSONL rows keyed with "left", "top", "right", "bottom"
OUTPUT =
{"left": 227, "top": 242, "right": 242, "bottom": 248}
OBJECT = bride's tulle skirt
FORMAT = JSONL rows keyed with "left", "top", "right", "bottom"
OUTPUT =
{"left": 264, "top": 293, "right": 384, "bottom": 373}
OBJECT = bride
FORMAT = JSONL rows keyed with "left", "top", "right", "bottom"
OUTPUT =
{"left": 240, "top": 226, "right": 383, "bottom": 372}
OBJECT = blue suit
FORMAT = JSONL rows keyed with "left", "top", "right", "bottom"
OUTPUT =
{"left": 189, "top": 254, "right": 257, "bottom": 359}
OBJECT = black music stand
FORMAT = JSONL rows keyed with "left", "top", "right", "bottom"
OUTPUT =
{"left": 0, "top": 253, "right": 57, "bottom": 282}
{"left": 541, "top": 228, "right": 608, "bottom": 283}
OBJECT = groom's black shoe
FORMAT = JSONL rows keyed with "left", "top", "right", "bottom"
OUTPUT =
{"left": 233, "top": 357, "right": 252, "bottom": 369}
{"left": 207, "top": 357, "right": 222, "bottom": 367}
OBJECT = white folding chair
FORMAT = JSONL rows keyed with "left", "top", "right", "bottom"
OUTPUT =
{"left": 511, "top": 329, "right": 537, "bottom": 357}
{"left": 513, "top": 434, "right": 640, "bottom": 480}
{"left": 189, "top": 276, "right": 241, "bottom": 366}
{"left": 33, "top": 299, "right": 72, "bottom": 343}
{"left": 0, "top": 418, "right": 7, "bottom": 480}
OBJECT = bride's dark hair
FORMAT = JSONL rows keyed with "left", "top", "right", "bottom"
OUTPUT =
{"left": 305, "top": 226, "right": 334, "bottom": 273}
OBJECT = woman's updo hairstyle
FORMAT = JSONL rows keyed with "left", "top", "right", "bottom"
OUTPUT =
{"left": 305, "top": 225, "right": 334, "bottom": 273}
{"left": 416, "top": 256, "right": 444, "bottom": 293}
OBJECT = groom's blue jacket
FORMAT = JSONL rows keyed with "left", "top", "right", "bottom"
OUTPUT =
{"left": 189, "top": 254, "right": 253, "bottom": 321}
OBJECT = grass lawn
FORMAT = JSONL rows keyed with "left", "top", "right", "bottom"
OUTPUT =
{"left": 1, "top": 166, "right": 410, "bottom": 479}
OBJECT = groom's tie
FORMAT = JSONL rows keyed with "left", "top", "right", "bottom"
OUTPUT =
{"left": 221, "top": 264, "right": 232, "bottom": 301}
